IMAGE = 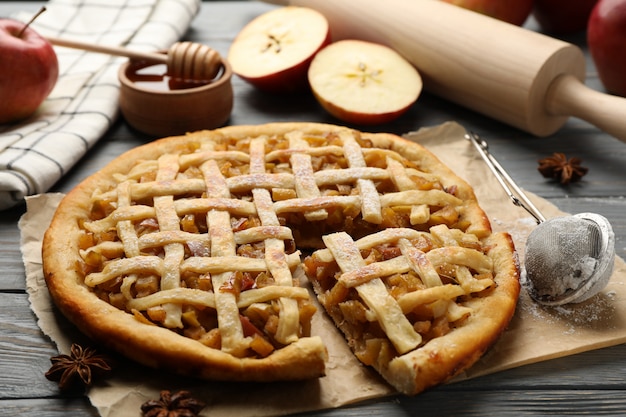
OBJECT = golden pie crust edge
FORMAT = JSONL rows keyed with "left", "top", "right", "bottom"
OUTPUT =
{"left": 41, "top": 121, "right": 520, "bottom": 390}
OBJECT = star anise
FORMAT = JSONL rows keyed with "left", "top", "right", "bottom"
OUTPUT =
{"left": 141, "top": 390, "right": 206, "bottom": 417}
{"left": 45, "top": 343, "right": 112, "bottom": 391}
{"left": 537, "top": 152, "right": 588, "bottom": 184}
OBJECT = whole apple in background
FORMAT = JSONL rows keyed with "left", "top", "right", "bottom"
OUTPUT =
{"left": 227, "top": 6, "right": 330, "bottom": 94}
{"left": 439, "top": 0, "right": 534, "bottom": 26}
{"left": 533, "top": 0, "right": 598, "bottom": 34}
{"left": 307, "top": 40, "right": 423, "bottom": 125}
{"left": 588, "top": 0, "right": 626, "bottom": 97}
{"left": 0, "top": 15, "right": 59, "bottom": 124}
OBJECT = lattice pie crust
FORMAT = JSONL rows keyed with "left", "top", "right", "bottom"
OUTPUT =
{"left": 42, "top": 122, "right": 520, "bottom": 395}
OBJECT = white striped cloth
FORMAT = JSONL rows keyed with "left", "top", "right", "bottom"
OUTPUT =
{"left": 0, "top": 0, "right": 201, "bottom": 210}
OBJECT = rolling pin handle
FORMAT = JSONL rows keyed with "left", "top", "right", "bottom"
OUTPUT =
{"left": 546, "top": 74, "right": 626, "bottom": 143}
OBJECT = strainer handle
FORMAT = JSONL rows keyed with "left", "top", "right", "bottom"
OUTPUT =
{"left": 466, "top": 132, "right": 546, "bottom": 224}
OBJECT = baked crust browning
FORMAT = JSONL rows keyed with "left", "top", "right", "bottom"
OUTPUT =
{"left": 42, "top": 122, "right": 519, "bottom": 390}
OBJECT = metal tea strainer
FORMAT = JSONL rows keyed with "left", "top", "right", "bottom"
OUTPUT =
{"left": 466, "top": 132, "right": 615, "bottom": 306}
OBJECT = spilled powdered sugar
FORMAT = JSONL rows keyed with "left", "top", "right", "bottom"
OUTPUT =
{"left": 519, "top": 289, "right": 619, "bottom": 335}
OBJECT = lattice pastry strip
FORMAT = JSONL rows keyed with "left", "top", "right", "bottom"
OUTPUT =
{"left": 201, "top": 158, "right": 250, "bottom": 357}
{"left": 322, "top": 231, "right": 422, "bottom": 354}
{"left": 314, "top": 228, "right": 429, "bottom": 263}
{"left": 153, "top": 153, "right": 186, "bottom": 329}
{"left": 286, "top": 130, "right": 327, "bottom": 221}
{"left": 339, "top": 130, "right": 383, "bottom": 224}
{"left": 250, "top": 137, "right": 301, "bottom": 344}
{"left": 115, "top": 181, "right": 141, "bottom": 258}
{"left": 111, "top": 180, "right": 142, "bottom": 314}
{"left": 379, "top": 189, "right": 462, "bottom": 209}
{"left": 312, "top": 166, "right": 390, "bottom": 187}
{"left": 335, "top": 243, "right": 493, "bottom": 289}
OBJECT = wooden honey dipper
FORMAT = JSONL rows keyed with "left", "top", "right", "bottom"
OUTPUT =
{"left": 47, "top": 37, "right": 223, "bottom": 82}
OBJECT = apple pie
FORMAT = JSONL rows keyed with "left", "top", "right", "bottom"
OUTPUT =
{"left": 42, "top": 122, "right": 520, "bottom": 394}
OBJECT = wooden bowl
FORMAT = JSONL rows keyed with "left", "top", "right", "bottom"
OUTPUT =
{"left": 118, "top": 56, "right": 233, "bottom": 137}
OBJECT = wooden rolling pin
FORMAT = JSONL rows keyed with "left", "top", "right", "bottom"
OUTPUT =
{"left": 265, "top": 0, "right": 626, "bottom": 142}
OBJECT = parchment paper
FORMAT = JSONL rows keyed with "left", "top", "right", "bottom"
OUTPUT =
{"left": 20, "top": 122, "right": 626, "bottom": 416}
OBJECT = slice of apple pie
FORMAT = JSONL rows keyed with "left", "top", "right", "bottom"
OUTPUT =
{"left": 42, "top": 122, "right": 519, "bottom": 393}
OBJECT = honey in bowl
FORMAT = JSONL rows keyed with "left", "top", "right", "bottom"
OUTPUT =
{"left": 125, "top": 62, "right": 216, "bottom": 91}
{"left": 118, "top": 56, "right": 234, "bottom": 136}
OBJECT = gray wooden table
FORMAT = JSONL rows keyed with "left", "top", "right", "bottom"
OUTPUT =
{"left": 2, "top": 1, "right": 626, "bottom": 416}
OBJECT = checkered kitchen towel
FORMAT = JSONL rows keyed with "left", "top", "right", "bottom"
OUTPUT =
{"left": 0, "top": 0, "right": 201, "bottom": 210}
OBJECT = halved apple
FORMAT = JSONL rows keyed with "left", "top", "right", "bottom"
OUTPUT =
{"left": 307, "top": 40, "right": 423, "bottom": 125}
{"left": 227, "top": 6, "right": 331, "bottom": 93}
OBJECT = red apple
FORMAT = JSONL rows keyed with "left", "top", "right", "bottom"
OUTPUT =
{"left": 440, "top": 0, "right": 534, "bottom": 26}
{"left": 307, "top": 40, "right": 423, "bottom": 125}
{"left": 227, "top": 6, "right": 330, "bottom": 93}
{"left": 0, "top": 18, "right": 59, "bottom": 124}
{"left": 588, "top": 0, "right": 626, "bottom": 96}
{"left": 533, "top": 0, "right": 598, "bottom": 34}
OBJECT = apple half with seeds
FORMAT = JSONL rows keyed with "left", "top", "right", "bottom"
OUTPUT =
{"left": 228, "top": 6, "right": 331, "bottom": 93}
{"left": 307, "top": 40, "right": 423, "bottom": 125}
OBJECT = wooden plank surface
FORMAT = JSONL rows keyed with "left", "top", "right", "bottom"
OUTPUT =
{"left": 1, "top": 1, "right": 626, "bottom": 416}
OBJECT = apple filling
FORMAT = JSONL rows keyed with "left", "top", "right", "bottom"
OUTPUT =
{"left": 74, "top": 127, "right": 474, "bottom": 360}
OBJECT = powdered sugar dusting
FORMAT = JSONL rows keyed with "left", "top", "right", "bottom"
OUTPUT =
{"left": 519, "top": 289, "right": 618, "bottom": 335}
